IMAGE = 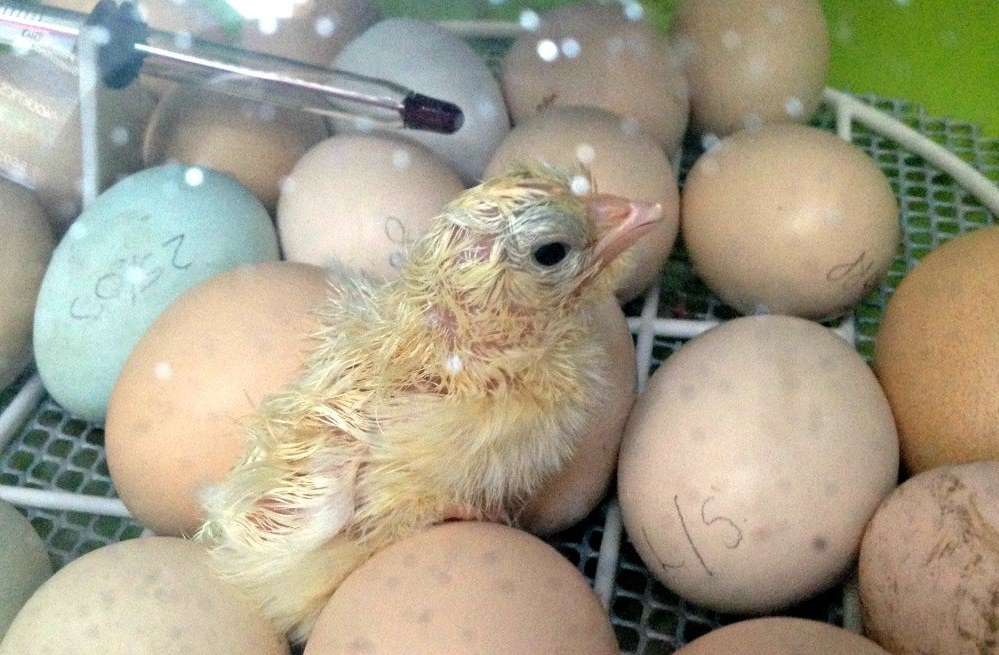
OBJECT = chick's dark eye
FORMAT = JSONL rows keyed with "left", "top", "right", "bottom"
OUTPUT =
{"left": 533, "top": 242, "right": 570, "bottom": 267}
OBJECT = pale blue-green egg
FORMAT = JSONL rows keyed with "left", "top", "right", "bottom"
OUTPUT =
{"left": 32, "top": 164, "right": 279, "bottom": 423}
{"left": 0, "top": 500, "right": 52, "bottom": 638}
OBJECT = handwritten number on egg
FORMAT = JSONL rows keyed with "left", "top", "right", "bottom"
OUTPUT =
{"left": 384, "top": 216, "right": 414, "bottom": 270}
{"left": 826, "top": 250, "right": 875, "bottom": 292}
{"left": 653, "top": 496, "right": 744, "bottom": 578}
{"left": 162, "top": 234, "right": 192, "bottom": 270}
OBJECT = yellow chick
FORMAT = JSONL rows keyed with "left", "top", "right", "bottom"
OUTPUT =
{"left": 196, "top": 164, "right": 662, "bottom": 642}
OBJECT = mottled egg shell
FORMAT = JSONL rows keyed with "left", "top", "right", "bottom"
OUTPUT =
{"left": 0, "top": 537, "right": 288, "bottom": 655}
{"left": 675, "top": 618, "right": 888, "bottom": 654}
{"left": 278, "top": 134, "right": 464, "bottom": 278}
{"left": 143, "top": 79, "right": 329, "bottom": 211}
{"left": 306, "top": 522, "right": 617, "bottom": 655}
{"left": 618, "top": 315, "right": 898, "bottom": 613}
{"left": 333, "top": 18, "right": 509, "bottom": 183}
{"left": 485, "top": 106, "right": 680, "bottom": 302}
{"left": 670, "top": 0, "right": 829, "bottom": 136}
{"left": 0, "top": 179, "right": 53, "bottom": 390}
{"left": 33, "top": 164, "right": 278, "bottom": 423}
{"left": 860, "top": 462, "right": 999, "bottom": 655}
{"left": 239, "top": 0, "right": 380, "bottom": 67}
{"left": 682, "top": 125, "right": 899, "bottom": 319}
{"left": 105, "top": 262, "right": 328, "bottom": 536}
{"left": 0, "top": 501, "right": 52, "bottom": 638}
{"left": 520, "top": 296, "right": 635, "bottom": 535}
{"left": 501, "top": 3, "right": 689, "bottom": 154}
{"left": 874, "top": 227, "right": 999, "bottom": 473}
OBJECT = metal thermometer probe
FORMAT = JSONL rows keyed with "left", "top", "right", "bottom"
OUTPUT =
{"left": 0, "top": 0, "right": 464, "bottom": 134}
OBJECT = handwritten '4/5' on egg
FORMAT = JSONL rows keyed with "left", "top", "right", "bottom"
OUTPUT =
{"left": 618, "top": 315, "right": 898, "bottom": 614}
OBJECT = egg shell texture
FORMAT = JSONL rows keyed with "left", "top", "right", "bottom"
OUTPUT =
{"left": 106, "top": 262, "right": 329, "bottom": 536}
{"left": 859, "top": 462, "right": 999, "bottom": 655}
{"left": 501, "top": 2, "right": 690, "bottom": 154}
{"left": 618, "top": 315, "right": 898, "bottom": 613}
{"left": 485, "top": 105, "right": 680, "bottom": 302}
{"left": 0, "top": 501, "right": 52, "bottom": 639}
{"left": 874, "top": 227, "right": 999, "bottom": 473}
{"left": 333, "top": 18, "right": 510, "bottom": 183}
{"left": 0, "top": 537, "right": 289, "bottom": 655}
{"left": 675, "top": 617, "right": 888, "bottom": 654}
{"left": 681, "top": 124, "right": 899, "bottom": 319}
{"left": 33, "top": 164, "right": 279, "bottom": 423}
{"left": 306, "top": 522, "right": 618, "bottom": 655}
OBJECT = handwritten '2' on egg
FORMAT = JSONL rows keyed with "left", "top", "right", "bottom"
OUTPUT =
{"left": 32, "top": 164, "right": 278, "bottom": 423}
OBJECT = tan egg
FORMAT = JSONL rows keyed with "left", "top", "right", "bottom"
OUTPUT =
{"left": 501, "top": 3, "right": 689, "bottom": 154}
{"left": 0, "top": 179, "right": 53, "bottom": 390}
{"left": 143, "top": 79, "right": 329, "bottom": 211}
{"left": 0, "top": 537, "right": 288, "bottom": 655}
{"left": 670, "top": 0, "right": 829, "bottom": 136}
{"left": 105, "top": 262, "right": 328, "bottom": 536}
{"left": 859, "top": 462, "right": 999, "bottom": 655}
{"left": 618, "top": 315, "right": 898, "bottom": 614}
{"left": 0, "top": 501, "right": 52, "bottom": 639}
{"left": 675, "top": 618, "right": 888, "bottom": 654}
{"left": 520, "top": 296, "right": 635, "bottom": 535}
{"left": 306, "top": 522, "right": 617, "bottom": 655}
{"left": 682, "top": 124, "right": 899, "bottom": 319}
{"left": 874, "top": 227, "right": 999, "bottom": 473}
{"left": 278, "top": 134, "right": 464, "bottom": 279}
{"left": 485, "top": 106, "right": 680, "bottom": 302}
{"left": 239, "top": 0, "right": 380, "bottom": 67}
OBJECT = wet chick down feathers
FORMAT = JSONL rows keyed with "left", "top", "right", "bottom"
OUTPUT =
{"left": 196, "top": 165, "right": 662, "bottom": 641}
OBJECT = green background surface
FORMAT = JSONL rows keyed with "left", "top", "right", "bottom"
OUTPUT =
{"left": 376, "top": 0, "right": 999, "bottom": 137}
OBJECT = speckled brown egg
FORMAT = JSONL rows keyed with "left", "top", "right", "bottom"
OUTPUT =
{"left": 306, "top": 522, "right": 618, "bottom": 655}
{"left": 143, "top": 80, "right": 329, "bottom": 211}
{"left": 519, "top": 296, "right": 635, "bottom": 535}
{"left": 502, "top": 3, "right": 689, "bottom": 154}
{"left": 874, "top": 227, "right": 999, "bottom": 473}
{"left": 859, "top": 462, "right": 999, "bottom": 655}
{"left": 105, "top": 262, "right": 328, "bottom": 536}
{"left": 670, "top": 0, "right": 829, "bottom": 136}
{"left": 682, "top": 124, "right": 899, "bottom": 319}
{"left": 486, "top": 106, "right": 680, "bottom": 302}
{"left": 618, "top": 315, "right": 898, "bottom": 614}
{"left": 675, "top": 617, "right": 888, "bottom": 654}
{"left": 0, "top": 537, "right": 288, "bottom": 655}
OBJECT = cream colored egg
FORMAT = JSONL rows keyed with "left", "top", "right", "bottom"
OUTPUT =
{"left": 486, "top": 106, "right": 680, "bottom": 302}
{"left": 143, "top": 79, "right": 329, "bottom": 211}
{"left": 0, "top": 501, "right": 52, "bottom": 639}
{"left": 618, "top": 315, "right": 898, "bottom": 614}
{"left": 0, "top": 537, "right": 289, "bottom": 655}
{"left": 860, "top": 462, "right": 999, "bottom": 655}
{"left": 670, "top": 0, "right": 829, "bottom": 136}
{"left": 501, "top": 3, "right": 689, "bottom": 154}
{"left": 520, "top": 296, "right": 635, "bottom": 535}
{"left": 682, "top": 124, "right": 899, "bottom": 319}
{"left": 675, "top": 618, "right": 888, "bottom": 654}
{"left": 105, "top": 262, "right": 328, "bottom": 536}
{"left": 306, "top": 522, "right": 617, "bottom": 655}
{"left": 278, "top": 134, "right": 464, "bottom": 279}
{"left": 0, "top": 179, "right": 53, "bottom": 390}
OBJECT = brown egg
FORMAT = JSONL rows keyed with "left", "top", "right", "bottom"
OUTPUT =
{"left": 485, "top": 106, "right": 680, "bottom": 302}
{"left": 874, "top": 227, "right": 999, "bottom": 473}
{"left": 0, "top": 179, "right": 53, "bottom": 390}
{"left": 105, "top": 262, "right": 328, "bottom": 536}
{"left": 143, "top": 79, "right": 329, "bottom": 211}
{"left": 670, "top": 0, "right": 829, "bottom": 136}
{"left": 278, "top": 134, "right": 464, "bottom": 279}
{"left": 682, "top": 124, "right": 899, "bottom": 319}
{"left": 520, "top": 296, "right": 635, "bottom": 535}
{"left": 0, "top": 537, "right": 288, "bottom": 655}
{"left": 618, "top": 316, "right": 898, "bottom": 614}
{"left": 859, "top": 462, "right": 999, "bottom": 655}
{"left": 501, "top": 3, "right": 689, "bottom": 154}
{"left": 306, "top": 522, "right": 617, "bottom": 655}
{"left": 675, "top": 618, "right": 888, "bottom": 654}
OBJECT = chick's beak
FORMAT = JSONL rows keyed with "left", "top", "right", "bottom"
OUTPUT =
{"left": 588, "top": 194, "right": 663, "bottom": 267}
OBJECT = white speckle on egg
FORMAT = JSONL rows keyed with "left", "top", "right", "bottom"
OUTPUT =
{"left": 315, "top": 16, "right": 337, "bottom": 38}
{"left": 446, "top": 354, "right": 463, "bottom": 374}
{"left": 173, "top": 31, "right": 193, "bottom": 50}
{"left": 701, "top": 133, "right": 722, "bottom": 152}
{"left": 183, "top": 167, "right": 204, "bottom": 187}
{"left": 570, "top": 175, "right": 591, "bottom": 195}
{"left": 574, "top": 143, "right": 596, "bottom": 164}
{"left": 110, "top": 126, "right": 130, "bottom": 147}
{"left": 124, "top": 266, "right": 147, "bottom": 286}
{"left": 619, "top": 117, "right": 641, "bottom": 136}
{"left": 623, "top": 1, "right": 645, "bottom": 21}
{"left": 784, "top": 96, "right": 805, "bottom": 118}
{"left": 477, "top": 99, "right": 499, "bottom": 120}
{"left": 721, "top": 30, "right": 742, "bottom": 50}
{"left": 536, "top": 39, "right": 559, "bottom": 62}
{"left": 67, "top": 222, "right": 89, "bottom": 240}
{"left": 519, "top": 9, "right": 541, "bottom": 31}
{"left": 154, "top": 362, "right": 173, "bottom": 381}
{"left": 391, "top": 149, "right": 412, "bottom": 170}
{"left": 560, "top": 37, "right": 581, "bottom": 59}
{"left": 280, "top": 176, "right": 297, "bottom": 195}
{"left": 257, "top": 16, "right": 279, "bottom": 35}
